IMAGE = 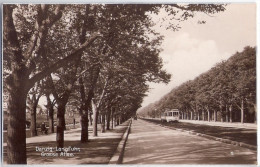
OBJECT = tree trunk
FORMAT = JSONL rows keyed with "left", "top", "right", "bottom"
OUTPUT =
{"left": 48, "top": 105, "right": 54, "bottom": 133}
{"left": 111, "top": 110, "right": 114, "bottom": 129}
{"left": 78, "top": 76, "right": 89, "bottom": 142}
{"left": 214, "top": 110, "right": 217, "bottom": 122}
{"left": 118, "top": 115, "right": 121, "bottom": 125}
{"left": 47, "top": 72, "right": 77, "bottom": 148}
{"left": 229, "top": 104, "right": 233, "bottom": 123}
{"left": 115, "top": 115, "right": 118, "bottom": 126}
{"left": 81, "top": 114, "right": 88, "bottom": 142}
{"left": 92, "top": 100, "right": 98, "bottom": 136}
{"left": 7, "top": 86, "right": 28, "bottom": 164}
{"left": 107, "top": 110, "right": 111, "bottom": 130}
{"left": 121, "top": 115, "right": 125, "bottom": 123}
{"left": 46, "top": 95, "right": 54, "bottom": 133}
{"left": 89, "top": 112, "right": 93, "bottom": 125}
{"left": 4, "top": 4, "right": 27, "bottom": 159}
{"left": 207, "top": 110, "right": 210, "bottom": 122}
{"left": 241, "top": 99, "right": 244, "bottom": 123}
{"left": 4, "top": 15, "right": 29, "bottom": 160}
{"left": 225, "top": 105, "right": 229, "bottom": 122}
{"left": 101, "top": 113, "right": 106, "bottom": 133}
{"left": 30, "top": 104, "right": 38, "bottom": 136}
{"left": 48, "top": 108, "right": 54, "bottom": 133}
{"left": 219, "top": 105, "right": 224, "bottom": 122}
{"left": 116, "top": 115, "right": 118, "bottom": 125}
{"left": 82, "top": 65, "right": 101, "bottom": 136}
{"left": 46, "top": 112, "right": 49, "bottom": 121}
{"left": 254, "top": 104, "right": 257, "bottom": 124}
{"left": 4, "top": 6, "right": 28, "bottom": 162}
{"left": 56, "top": 105, "right": 65, "bottom": 148}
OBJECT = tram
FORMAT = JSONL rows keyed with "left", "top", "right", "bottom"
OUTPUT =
{"left": 161, "top": 109, "right": 180, "bottom": 122}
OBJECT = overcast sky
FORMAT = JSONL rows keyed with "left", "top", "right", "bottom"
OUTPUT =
{"left": 141, "top": 3, "right": 256, "bottom": 108}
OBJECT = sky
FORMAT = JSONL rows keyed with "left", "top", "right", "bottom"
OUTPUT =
{"left": 140, "top": 3, "right": 257, "bottom": 108}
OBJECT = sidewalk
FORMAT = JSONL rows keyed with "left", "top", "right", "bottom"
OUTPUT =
{"left": 144, "top": 118, "right": 256, "bottom": 147}
{"left": 2, "top": 124, "right": 81, "bottom": 143}
{"left": 179, "top": 120, "right": 257, "bottom": 130}
{"left": 143, "top": 117, "right": 257, "bottom": 129}
{"left": 3, "top": 121, "right": 130, "bottom": 165}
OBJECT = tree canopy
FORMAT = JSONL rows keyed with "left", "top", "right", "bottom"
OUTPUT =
{"left": 138, "top": 46, "right": 256, "bottom": 123}
{"left": 3, "top": 4, "right": 227, "bottom": 164}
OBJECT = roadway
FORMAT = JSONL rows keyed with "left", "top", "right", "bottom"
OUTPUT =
{"left": 122, "top": 119, "right": 257, "bottom": 164}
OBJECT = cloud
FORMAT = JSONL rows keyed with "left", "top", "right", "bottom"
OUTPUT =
{"left": 142, "top": 32, "right": 231, "bottom": 107}
{"left": 162, "top": 33, "right": 230, "bottom": 83}
{"left": 141, "top": 3, "right": 256, "bottom": 108}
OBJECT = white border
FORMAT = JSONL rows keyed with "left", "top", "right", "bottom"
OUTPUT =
{"left": 1, "top": 1, "right": 259, "bottom": 167}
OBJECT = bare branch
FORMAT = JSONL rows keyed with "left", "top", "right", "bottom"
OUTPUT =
{"left": 28, "top": 32, "right": 101, "bottom": 88}
{"left": 48, "top": 76, "right": 59, "bottom": 100}
{"left": 97, "top": 77, "right": 109, "bottom": 109}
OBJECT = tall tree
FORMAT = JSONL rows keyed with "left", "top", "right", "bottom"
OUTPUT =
{"left": 3, "top": 5, "right": 99, "bottom": 164}
{"left": 27, "top": 82, "right": 42, "bottom": 136}
{"left": 46, "top": 59, "right": 80, "bottom": 148}
{"left": 45, "top": 93, "right": 56, "bottom": 133}
{"left": 3, "top": 4, "right": 226, "bottom": 164}
{"left": 138, "top": 46, "right": 256, "bottom": 124}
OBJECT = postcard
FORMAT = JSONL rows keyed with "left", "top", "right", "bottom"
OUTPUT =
{"left": 2, "top": 2, "right": 257, "bottom": 165}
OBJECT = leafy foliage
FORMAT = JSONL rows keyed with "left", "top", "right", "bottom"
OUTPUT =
{"left": 138, "top": 46, "right": 256, "bottom": 123}
{"left": 3, "top": 4, "right": 227, "bottom": 164}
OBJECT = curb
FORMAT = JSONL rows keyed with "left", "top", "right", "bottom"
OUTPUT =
{"left": 109, "top": 119, "right": 132, "bottom": 164}
{"left": 145, "top": 119, "right": 257, "bottom": 151}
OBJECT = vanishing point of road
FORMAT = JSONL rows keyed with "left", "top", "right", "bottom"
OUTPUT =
{"left": 122, "top": 119, "right": 257, "bottom": 164}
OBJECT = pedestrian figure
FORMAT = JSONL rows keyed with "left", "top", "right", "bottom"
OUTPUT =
{"left": 41, "top": 122, "right": 48, "bottom": 134}
{"left": 73, "top": 118, "right": 76, "bottom": 128}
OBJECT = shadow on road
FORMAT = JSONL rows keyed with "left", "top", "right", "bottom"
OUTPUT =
{"left": 3, "top": 125, "right": 126, "bottom": 165}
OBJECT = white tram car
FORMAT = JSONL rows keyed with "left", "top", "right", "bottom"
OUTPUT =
{"left": 161, "top": 109, "right": 180, "bottom": 122}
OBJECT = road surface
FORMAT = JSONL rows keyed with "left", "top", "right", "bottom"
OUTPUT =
{"left": 122, "top": 119, "right": 257, "bottom": 164}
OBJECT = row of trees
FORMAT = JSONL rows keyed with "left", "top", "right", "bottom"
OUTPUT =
{"left": 139, "top": 46, "right": 256, "bottom": 124}
{"left": 3, "top": 4, "right": 226, "bottom": 164}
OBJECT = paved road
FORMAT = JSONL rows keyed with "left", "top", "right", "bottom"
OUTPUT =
{"left": 122, "top": 119, "right": 257, "bottom": 164}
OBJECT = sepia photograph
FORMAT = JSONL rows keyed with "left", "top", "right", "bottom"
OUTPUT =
{"left": 1, "top": 2, "right": 257, "bottom": 165}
